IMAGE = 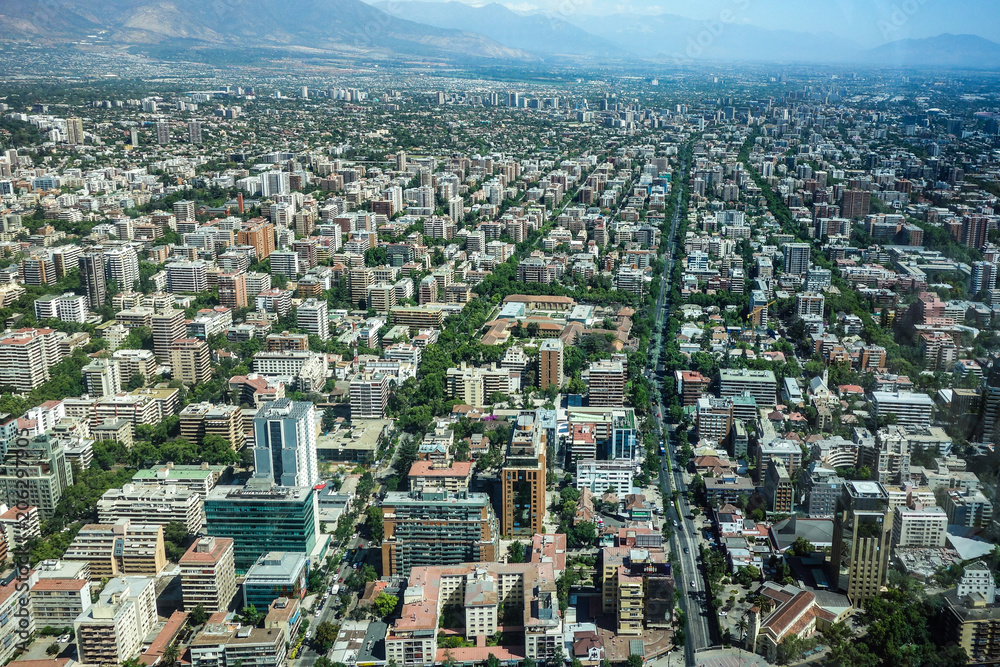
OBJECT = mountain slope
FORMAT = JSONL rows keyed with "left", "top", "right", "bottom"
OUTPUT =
{"left": 860, "top": 34, "right": 1000, "bottom": 69}
{"left": 0, "top": 0, "right": 531, "bottom": 60}
{"left": 373, "top": 1, "right": 621, "bottom": 58}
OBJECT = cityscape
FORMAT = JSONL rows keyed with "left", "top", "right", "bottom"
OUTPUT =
{"left": 2, "top": 1, "right": 1000, "bottom": 667}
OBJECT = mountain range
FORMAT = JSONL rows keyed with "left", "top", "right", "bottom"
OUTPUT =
{"left": 1, "top": 0, "right": 999, "bottom": 70}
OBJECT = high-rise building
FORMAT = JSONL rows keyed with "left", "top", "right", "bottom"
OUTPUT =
{"left": 156, "top": 121, "right": 171, "bottom": 145}
{"left": 601, "top": 546, "right": 674, "bottom": 635}
{"left": 539, "top": 339, "right": 564, "bottom": 390}
{"left": 0, "top": 434, "right": 73, "bottom": 518}
{"left": 719, "top": 368, "right": 778, "bottom": 407}
{"left": 217, "top": 271, "right": 248, "bottom": 309}
{"left": 205, "top": 481, "right": 318, "bottom": 573}
{"left": 180, "top": 536, "right": 237, "bottom": 613}
{"left": 782, "top": 242, "right": 812, "bottom": 277}
{"left": 97, "top": 483, "right": 204, "bottom": 534}
{"left": 841, "top": 189, "right": 871, "bottom": 219}
{"left": 350, "top": 372, "right": 390, "bottom": 419}
{"left": 105, "top": 246, "right": 140, "bottom": 291}
{"left": 83, "top": 358, "right": 122, "bottom": 398}
{"left": 971, "top": 261, "right": 998, "bottom": 295}
{"left": 830, "top": 480, "right": 891, "bottom": 604}
{"left": 587, "top": 360, "right": 626, "bottom": 407}
{"left": 380, "top": 489, "right": 499, "bottom": 577}
{"left": 252, "top": 399, "right": 319, "bottom": 488}
{"left": 187, "top": 120, "right": 202, "bottom": 144}
{"left": 501, "top": 411, "right": 547, "bottom": 536}
{"left": 74, "top": 576, "right": 157, "bottom": 666}
{"left": 79, "top": 252, "right": 107, "bottom": 311}
{"left": 150, "top": 309, "right": 186, "bottom": 360}
{"left": 170, "top": 338, "right": 212, "bottom": 386}
{"left": 238, "top": 219, "right": 276, "bottom": 260}
{"left": 296, "top": 298, "right": 329, "bottom": 340}
{"left": 65, "top": 116, "right": 84, "bottom": 145}
{"left": 350, "top": 267, "right": 374, "bottom": 307}
{"left": 979, "top": 366, "right": 1000, "bottom": 445}
{"left": 166, "top": 260, "right": 208, "bottom": 293}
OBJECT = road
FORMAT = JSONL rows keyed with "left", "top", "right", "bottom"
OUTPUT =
{"left": 643, "top": 148, "right": 715, "bottom": 664}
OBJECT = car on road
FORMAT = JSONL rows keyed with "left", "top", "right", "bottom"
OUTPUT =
{"left": 683, "top": 547, "right": 689, "bottom": 554}
{"left": 719, "top": 611, "right": 728, "bottom": 617}
{"left": 690, "top": 581, "right": 696, "bottom": 588}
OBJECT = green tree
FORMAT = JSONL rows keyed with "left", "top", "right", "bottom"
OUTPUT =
{"left": 313, "top": 621, "right": 338, "bottom": 652}
{"left": 507, "top": 541, "right": 526, "bottom": 563}
{"left": 366, "top": 505, "right": 384, "bottom": 544}
{"left": 189, "top": 603, "right": 208, "bottom": 626}
{"left": 788, "top": 537, "right": 815, "bottom": 558}
{"left": 626, "top": 654, "right": 644, "bottom": 667}
{"left": 374, "top": 592, "right": 399, "bottom": 619}
{"left": 239, "top": 605, "right": 263, "bottom": 628}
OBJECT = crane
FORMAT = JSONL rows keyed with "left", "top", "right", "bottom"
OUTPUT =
{"left": 747, "top": 300, "right": 776, "bottom": 325}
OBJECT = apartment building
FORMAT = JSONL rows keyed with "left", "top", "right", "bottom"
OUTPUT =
{"left": 696, "top": 397, "right": 734, "bottom": 445}
{"left": 74, "top": 576, "right": 157, "bottom": 667}
{"left": 29, "top": 577, "right": 91, "bottom": 629}
{"left": 180, "top": 536, "right": 237, "bottom": 613}
{"left": 0, "top": 327, "right": 62, "bottom": 391}
{"left": 600, "top": 546, "right": 675, "bottom": 635}
{"left": 252, "top": 399, "right": 319, "bottom": 488}
{"left": 63, "top": 519, "right": 167, "bottom": 578}
{"left": 179, "top": 402, "right": 244, "bottom": 448}
{"left": 131, "top": 463, "right": 227, "bottom": 499}
{"left": 0, "top": 435, "right": 74, "bottom": 519}
{"left": 82, "top": 358, "right": 122, "bottom": 398}
{"left": 350, "top": 372, "right": 390, "bottom": 420}
{"left": 575, "top": 459, "right": 634, "bottom": 497}
{"left": 170, "top": 338, "right": 212, "bottom": 386}
{"left": 97, "top": 483, "right": 204, "bottom": 534}
{"left": 389, "top": 305, "right": 445, "bottom": 333}
{"left": 190, "top": 623, "right": 287, "bottom": 667}
{"left": 150, "top": 309, "right": 186, "bottom": 360}
{"left": 891, "top": 506, "right": 948, "bottom": 548}
{"left": 871, "top": 391, "right": 934, "bottom": 428}
{"left": 381, "top": 489, "right": 499, "bottom": 577}
{"left": 501, "top": 411, "right": 547, "bottom": 536}
{"left": 445, "top": 364, "right": 517, "bottom": 407}
{"left": 538, "top": 339, "right": 565, "bottom": 390}
{"left": 587, "top": 360, "right": 626, "bottom": 407}
{"left": 719, "top": 369, "right": 778, "bottom": 407}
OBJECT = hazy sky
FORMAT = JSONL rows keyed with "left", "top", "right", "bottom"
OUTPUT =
{"left": 376, "top": 0, "right": 1000, "bottom": 46}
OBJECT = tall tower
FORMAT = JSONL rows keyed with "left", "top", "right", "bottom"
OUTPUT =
{"left": 501, "top": 410, "right": 547, "bottom": 537}
{"left": 187, "top": 121, "right": 202, "bottom": 144}
{"left": 156, "top": 121, "right": 171, "bottom": 146}
{"left": 830, "top": 481, "right": 892, "bottom": 605}
{"left": 65, "top": 117, "right": 84, "bottom": 145}
{"left": 252, "top": 399, "right": 319, "bottom": 488}
{"left": 539, "top": 339, "right": 564, "bottom": 390}
{"left": 78, "top": 252, "right": 106, "bottom": 311}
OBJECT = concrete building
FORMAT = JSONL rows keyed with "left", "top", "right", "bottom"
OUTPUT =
{"left": 696, "top": 397, "right": 734, "bottom": 445}
{"left": 600, "top": 546, "right": 675, "bottom": 635}
{"left": 830, "top": 481, "right": 892, "bottom": 605}
{"left": 180, "top": 536, "right": 237, "bottom": 613}
{"left": 891, "top": 506, "right": 947, "bottom": 548}
{"left": 538, "top": 339, "right": 565, "bottom": 390}
{"left": 0, "top": 435, "right": 73, "bottom": 519}
{"left": 74, "top": 576, "right": 157, "bottom": 667}
{"left": 381, "top": 489, "right": 499, "bottom": 577}
{"left": 297, "top": 298, "right": 330, "bottom": 340}
{"left": 501, "top": 411, "right": 547, "bottom": 537}
{"left": 150, "top": 309, "right": 186, "bottom": 361}
{"left": 386, "top": 562, "right": 563, "bottom": 665}
{"left": 944, "top": 489, "right": 994, "bottom": 528}
{"left": 350, "top": 372, "right": 390, "bottom": 420}
{"left": 764, "top": 460, "right": 794, "bottom": 514}
{"left": 82, "top": 359, "right": 122, "bottom": 399}
{"left": 63, "top": 520, "right": 167, "bottom": 578}
{"left": 29, "top": 577, "right": 91, "bottom": 629}
{"left": 872, "top": 391, "right": 934, "bottom": 429}
{"left": 170, "top": 338, "right": 212, "bottom": 386}
{"left": 131, "top": 463, "right": 227, "bottom": 499}
{"left": 587, "top": 359, "right": 626, "bottom": 407}
{"left": 97, "top": 483, "right": 204, "bottom": 534}
{"left": 252, "top": 399, "right": 319, "bottom": 488}
{"left": 575, "top": 459, "right": 634, "bottom": 497}
{"left": 944, "top": 591, "right": 1000, "bottom": 666}
{"left": 783, "top": 242, "right": 812, "bottom": 276}
{"left": 179, "top": 402, "right": 244, "bottom": 448}
{"left": 720, "top": 369, "right": 778, "bottom": 407}
{"left": 190, "top": 622, "right": 287, "bottom": 667}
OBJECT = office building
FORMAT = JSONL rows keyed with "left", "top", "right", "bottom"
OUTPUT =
{"left": 79, "top": 252, "right": 107, "bottom": 311}
{"left": 539, "top": 339, "right": 564, "bottom": 390}
{"left": 587, "top": 360, "right": 626, "bottom": 407}
{"left": 205, "top": 481, "right": 318, "bottom": 572}
{"left": 380, "top": 489, "right": 499, "bottom": 577}
{"left": 719, "top": 368, "right": 778, "bottom": 407}
{"left": 297, "top": 298, "right": 329, "bottom": 340}
{"left": 170, "top": 338, "right": 212, "bottom": 386}
{"left": 782, "top": 242, "right": 812, "bottom": 277}
{"left": 243, "top": 551, "right": 308, "bottom": 610}
{"left": 64, "top": 520, "right": 167, "bottom": 578}
{"left": 830, "top": 481, "right": 892, "bottom": 604}
{"left": 764, "top": 460, "right": 794, "bottom": 513}
{"left": 97, "top": 483, "right": 204, "bottom": 534}
{"left": 82, "top": 358, "right": 122, "bottom": 398}
{"left": 180, "top": 536, "right": 237, "bottom": 613}
{"left": 501, "top": 411, "right": 547, "bottom": 536}
{"left": 575, "top": 459, "right": 634, "bottom": 497}
{"left": 0, "top": 435, "right": 73, "bottom": 519}
{"left": 253, "top": 398, "right": 318, "bottom": 488}
{"left": 74, "top": 576, "right": 157, "bottom": 667}
{"left": 151, "top": 309, "right": 186, "bottom": 360}
{"left": 350, "top": 372, "right": 390, "bottom": 419}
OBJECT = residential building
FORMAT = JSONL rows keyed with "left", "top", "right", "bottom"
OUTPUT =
{"left": 63, "top": 520, "right": 167, "bottom": 578}
{"left": 587, "top": 360, "right": 626, "bottom": 407}
{"left": 943, "top": 591, "right": 1000, "bottom": 666}
{"left": 97, "top": 483, "right": 204, "bottom": 534}
{"left": 720, "top": 369, "right": 778, "bottom": 407}
{"left": 180, "top": 536, "right": 237, "bottom": 613}
{"left": 872, "top": 391, "right": 934, "bottom": 428}
{"left": 501, "top": 411, "right": 547, "bottom": 536}
{"left": 891, "top": 506, "right": 948, "bottom": 548}
{"left": 539, "top": 339, "right": 565, "bottom": 390}
{"left": 170, "top": 338, "right": 212, "bottom": 385}
{"left": 190, "top": 623, "right": 287, "bottom": 667}
{"left": 79, "top": 252, "right": 107, "bottom": 311}
{"left": 600, "top": 546, "right": 675, "bottom": 635}
{"left": 944, "top": 489, "right": 994, "bottom": 528}
{"left": 783, "top": 242, "right": 812, "bottom": 276}
{"left": 218, "top": 272, "right": 248, "bottom": 309}
{"left": 74, "top": 576, "right": 157, "bottom": 667}
{"left": 82, "top": 359, "right": 122, "bottom": 398}
{"left": 29, "top": 576, "right": 91, "bottom": 629}
{"left": 575, "top": 459, "right": 634, "bottom": 497}
{"left": 150, "top": 309, "right": 186, "bottom": 360}
{"left": 0, "top": 328, "right": 61, "bottom": 391}
{"left": 696, "top": 397, "right": 733, "bottom": 445}
{"left": 0, "top": 435, "right": 73, "bottom": 519}
{"left": 350, "top": 372, "right": 390, "bottom": 419}
{"left": 179, "top": 402, "right": 243, "bottom": 448}
{"left": 131, "top": 463, "right": 227, "bottom": 499}
{"left": 252, "top": 399, "right": 319, "bottom": 488}
{"left": 237, "top": 219, "right": 275, "bottom": 260}
{"left": 297, "top": 298, "right": 329, "bottom": 340}
{"left": 407, "top": 460, "right": 473, "bottom": 494}
{"left": 764, "top": 460, "right": 794, "bottom": 513}
{"left": 381, "top": 489, "right": 499, "bottom": 577}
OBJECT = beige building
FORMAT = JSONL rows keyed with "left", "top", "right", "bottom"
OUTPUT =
{"left": 179, "top": 402, "right": 244, "bottom": 448}
{"left": 29, "top": 577, "right": 91, "bottom": 628}
{"left": 170, "top": 338, "right": 212, "bottom": 385}
{"left": 586, "top": 360, "right": 626, "bottom": 407}
{"left": 830, "top": 481, "right": 892, "bottom": 604}
{"left": 64, "top": 519, "right": 167, "bottom": 579}
{"left": 600, "top": 546, "right": 675, "bottom": 634}
{"left": 180, "top": 536, "right": 237, "bottom": 613}
{"left": 538, "top": 339, "right": 564, "bottom": 390}
{"left": 74, "top": 576, "right": 158, "bottom": 666}
{"left": 891, "top": 506, "right": 947, "bottom": 548}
